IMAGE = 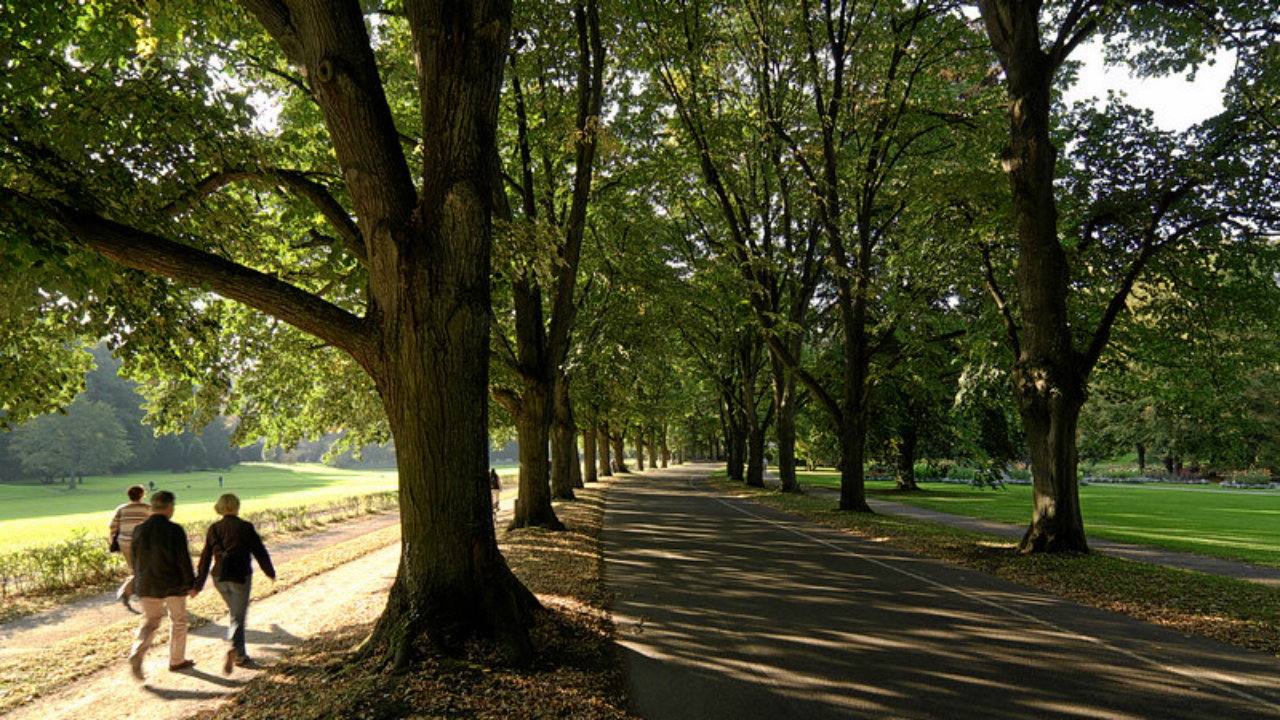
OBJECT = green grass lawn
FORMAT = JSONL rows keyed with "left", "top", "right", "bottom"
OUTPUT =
{"left": 0, "top": 463, "right": 398, "bottom": 553}
{"left": 796, "top": 471, "right": 1280, "bottom": 567}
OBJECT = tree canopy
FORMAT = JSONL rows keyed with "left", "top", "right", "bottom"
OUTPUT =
{"left": 3, "top": 0, "right": 1279, "bottom": 666}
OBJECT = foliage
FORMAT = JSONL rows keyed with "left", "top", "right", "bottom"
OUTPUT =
{"left": 8, "top": 397, "right": 132, "bottom": 480}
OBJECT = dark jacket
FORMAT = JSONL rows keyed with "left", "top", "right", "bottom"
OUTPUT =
{"left": 194, "top": 515, "right": 275, "bottom": 589}
{"left": 131, "top": 514, "right": 195, "bottom": 598}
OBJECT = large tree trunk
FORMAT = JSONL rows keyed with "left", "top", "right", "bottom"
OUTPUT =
{"left": 611, "top": 429, "right": 629, "bottom": 473}
{"left": 769, "top": 353, "right": 800, "bottom": 492}
{"left": 583, "top": 426, "right": 598, "bottom": 483}
{"left": 550, "top": 371, "right": 577, "bottom": 499}
{"left": 634, "top": 426, "right": 646, "bottom": 471}
{"left": 745, "top": 421, "right": 766, "bottom": 488}
{"left": 510, "top": 376, "right": 563, "bottom": 529}
{"left": 596, "top": 421, "right": 612, "bottom": 476}
{"left": 978, "top": 0, "right": 1088, "bottom": 553}
{"left": 1019, "top": 390, "right": 1087, "bottom": 551}
{"left": 838, "top": 414, "right": 873, "bottom": 512}
{"left": 895, "top": 420, "right": 920, "bottom": 491}
{"left": 647, "top": 437, "right": 659, "bottom": 472}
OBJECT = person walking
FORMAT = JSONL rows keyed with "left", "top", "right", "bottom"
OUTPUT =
{"left": 127, "top": 490, "right": 197, "bottom": 680}
{"left": 490, "top": 468, "right": 502, "bottom": 515}
{"left": 193, "top": 493, "right": 275, "bottom": 675}
{"left": 108, "top": 485, "right": 151, "bottom": 612}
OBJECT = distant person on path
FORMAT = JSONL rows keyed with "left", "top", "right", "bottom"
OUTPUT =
{"left": 193, "top": 493, "right": 276, "bottom": 675}
{"left": 490, "top": 468, "right": 501, "bottom": 515}
{"left": 128, "top": 490, "right": 197, "bottom": 679}
{"left": 108, "top": 485, "right": 151, "bottom": 613}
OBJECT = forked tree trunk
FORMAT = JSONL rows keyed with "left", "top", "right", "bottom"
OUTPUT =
{"left": 583, "top": 426, "right": 598, "bottom": 483}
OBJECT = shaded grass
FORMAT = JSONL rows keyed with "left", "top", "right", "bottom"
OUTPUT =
{"left": 0, "top": 523, "right": 401, "bottom": 715}
{"left": 797, "top": 470, "right": 1280, "bottom": 567}
{"left": 717, "top": 477, "right": 1280, "bottom": 658}
{"left": 189, "top": 482, "right": 635, "bottom": 720}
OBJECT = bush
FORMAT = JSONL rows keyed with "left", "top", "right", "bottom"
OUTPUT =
{"left": 0, "top": 491, "right": 399, "bottom": 601}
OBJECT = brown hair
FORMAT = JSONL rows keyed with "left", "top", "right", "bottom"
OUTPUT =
{"left": 127, "top": 485, "right": 146, "bottom": 502}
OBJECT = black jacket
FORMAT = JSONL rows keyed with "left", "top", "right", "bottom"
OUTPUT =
{"left": 194, "top": 515, "right": 275, "bottom": 589}
{"left": 131, "top": 514, "right": 195, "bottom": 598}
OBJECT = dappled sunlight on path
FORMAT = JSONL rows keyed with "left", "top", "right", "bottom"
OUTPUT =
{"left": 606, "top": 465, "right": 1280, "bottom": 719}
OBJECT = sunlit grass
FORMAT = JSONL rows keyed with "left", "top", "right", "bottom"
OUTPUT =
{"left": 795, "top": 470, "right": 1280, "bottom": 567}
{"left": 0, "top": 463, "right": 399, "bottom": 552}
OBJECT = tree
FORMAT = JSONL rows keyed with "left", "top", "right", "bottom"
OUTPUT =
{"left": 491, "top": 0, "right": 606, "bottom": 526}
{"left": 0, "top": 1, "right": 535, "bottom": 664}
{"left": 974, "top": 0, "right": 1280, "bottom": 552}
{"left": 10, "top": 397, "right": 133, "bottom": 481}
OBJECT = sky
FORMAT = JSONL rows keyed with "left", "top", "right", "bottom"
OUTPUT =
{"left": 1062, "top": 41, "right": 1237, "bottom": 132}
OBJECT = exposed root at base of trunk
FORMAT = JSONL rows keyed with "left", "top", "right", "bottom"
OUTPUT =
{"left": 1019, "top": 526, "right": 1090, "bottom": 554}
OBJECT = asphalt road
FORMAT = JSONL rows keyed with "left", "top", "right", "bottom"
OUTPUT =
{"left": 604, "top": 465, "right": 1280, "bottom": 720}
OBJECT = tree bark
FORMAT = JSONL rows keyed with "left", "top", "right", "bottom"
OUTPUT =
{"left": 583, "top": 426, "right": 597, "bottom": 483}
{"left": 550, "top": 370, "right": 577, "bottom": 499}
{"left": 510, "top": 372, "right": 563, "bottom": 529}
{"left": 634, "top": 426, "right": 646, "bottom": 471}
{"left": 610, "top": 428, "right": 629, "bottom": 473}
{"left": 770, "top": 352, "right": 801, "bottom": 493}
{"left": 978, "top": 0, "right": 1089, "bottom": 553}
{"left": 596, "top": 421, "right": 612, "bottom": 477}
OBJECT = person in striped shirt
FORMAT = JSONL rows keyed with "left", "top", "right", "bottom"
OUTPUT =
{"left": 109, "top": 485, "right": 151, "bottom": 612}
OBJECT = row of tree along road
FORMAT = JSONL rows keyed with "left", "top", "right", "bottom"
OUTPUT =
{"left": 2, "top": 2, "right": 1278, "bottom": 667}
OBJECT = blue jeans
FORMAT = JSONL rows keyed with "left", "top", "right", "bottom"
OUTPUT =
{"left": 214, "top": 577, "right": 252, "bottom": 657}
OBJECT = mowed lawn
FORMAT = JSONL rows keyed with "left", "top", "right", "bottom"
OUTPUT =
{"left": 0, "top": 463, "right": 398, "bottom": 553}
{"left": 796, "top": 471, "right": 1280, "bottom": 567}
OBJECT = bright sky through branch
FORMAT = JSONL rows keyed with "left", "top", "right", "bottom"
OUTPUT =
{"left": 1063, "top": 41, "right": 1236, "bottom": 132}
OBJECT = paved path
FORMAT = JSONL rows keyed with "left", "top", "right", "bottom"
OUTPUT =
{"left": 605, "top": 465, "right": 1280, "bottom": 720}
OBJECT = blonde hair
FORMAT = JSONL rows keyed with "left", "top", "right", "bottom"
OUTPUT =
{"left": 214, "top": 493, "right": 241, "bottom": 516}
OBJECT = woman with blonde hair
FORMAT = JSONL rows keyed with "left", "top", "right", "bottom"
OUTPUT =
{"left": 193, "top": 493, "right": 275, "bottom": 674}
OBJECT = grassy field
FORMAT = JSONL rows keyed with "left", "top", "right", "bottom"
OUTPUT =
{"left": 1, "top": 461, "right": 523, "bottom": 553}
{"left": 0, "top": 463, "right": 400, "bottom": 553}
{"left": 795, "top": 471, "right": 1280, "bottom": 567}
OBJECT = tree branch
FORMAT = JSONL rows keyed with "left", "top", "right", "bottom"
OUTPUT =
{"left": 13, "top": 190, "right": 372, "bottom": 365}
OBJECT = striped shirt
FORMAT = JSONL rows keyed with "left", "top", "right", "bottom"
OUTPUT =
{"left": 110, "top": 502, "right": 151, "bottom": 545}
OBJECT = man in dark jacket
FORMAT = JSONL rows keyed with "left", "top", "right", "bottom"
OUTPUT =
{"left": 127, "top": 490, "right": 197, "bottom": 680}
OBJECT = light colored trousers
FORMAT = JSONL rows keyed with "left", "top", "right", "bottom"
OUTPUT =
{"left": 117, "top": 539, "right": 136, "bottom": 599}
{"left": 129, "top": 595, "right": 188, "bottom": 667}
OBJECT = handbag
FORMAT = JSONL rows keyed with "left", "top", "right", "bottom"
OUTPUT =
{"left": 109, "top": 532, "right": 121, "bottom": 553}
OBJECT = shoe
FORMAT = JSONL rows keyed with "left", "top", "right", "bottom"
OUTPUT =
{"left": 168, "top": 659, "right": 196, "bottom": 672}
{"left": 235, "top": 655, "right": 258, "bottom": 668}
{"left": 223, "top": 649, "right": 236, "bottom": 675}
{"left": 129, "top": 654, "right": 145, "bottom": 681}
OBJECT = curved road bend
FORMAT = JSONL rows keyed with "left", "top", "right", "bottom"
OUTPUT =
{"left": 604, "top": 464, "right": 1280, "bottom": 720}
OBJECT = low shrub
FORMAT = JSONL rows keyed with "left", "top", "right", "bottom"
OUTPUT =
{"left": 0, "top": 491, "right": 399, "bottom": 601}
